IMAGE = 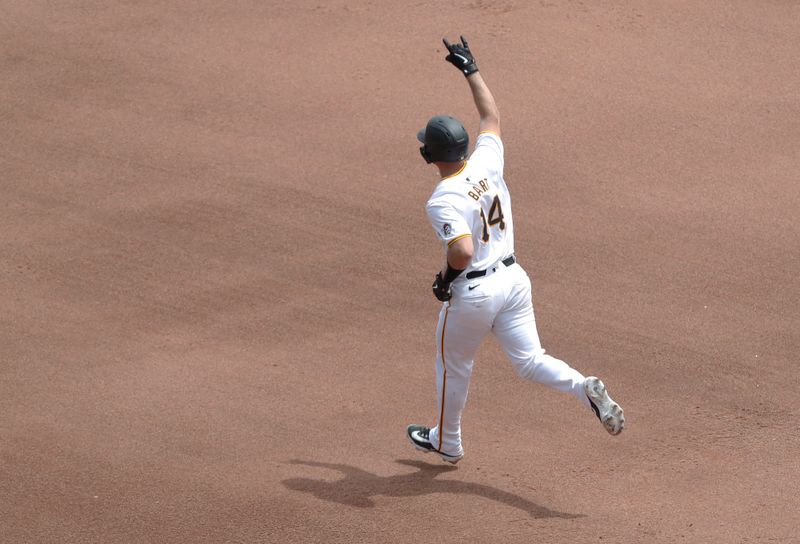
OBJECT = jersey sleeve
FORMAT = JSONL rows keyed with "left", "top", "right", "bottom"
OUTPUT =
{"left": 426, "top": 199, "right": 472, "bottom": 247}
{"left": 470, "top": 131, "right": 504, "bottom": 173}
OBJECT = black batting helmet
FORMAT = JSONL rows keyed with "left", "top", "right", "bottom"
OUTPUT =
{"left": 417, "top": 115, "right": 469, "bottom": 164}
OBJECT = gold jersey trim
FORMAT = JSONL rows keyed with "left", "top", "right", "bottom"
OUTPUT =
{"left": 441, "top": 161, "right": 467, "bottom": 180}
{"left": 447, "top": 233, "right": 472, "bottom": 247}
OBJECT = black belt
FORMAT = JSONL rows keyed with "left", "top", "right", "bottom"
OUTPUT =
{"left": 465, "top": 255, "right": 516, "bottom": 279}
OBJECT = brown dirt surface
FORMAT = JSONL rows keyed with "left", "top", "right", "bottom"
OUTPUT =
{"left": 2, "top": 1, "right": 798, "bottom": 543}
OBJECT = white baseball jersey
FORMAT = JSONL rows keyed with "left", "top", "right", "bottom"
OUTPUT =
{"left": 426, "top": 132, "right": 514, "bottom": 277}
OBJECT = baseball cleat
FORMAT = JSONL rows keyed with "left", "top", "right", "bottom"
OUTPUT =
{"left": 584, "top": 377, "right": 625, "bottom": 435}
{"left": 406, "top": 424, "right": 463, "bottom": 464}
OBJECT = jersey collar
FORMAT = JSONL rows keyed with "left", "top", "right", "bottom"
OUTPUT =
{"left": 440, "top": 161, "right": 467, "bottom": 181}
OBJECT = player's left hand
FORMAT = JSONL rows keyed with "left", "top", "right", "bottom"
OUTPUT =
{"left": 432, "top": 272, "right": 452, "bottom": 302}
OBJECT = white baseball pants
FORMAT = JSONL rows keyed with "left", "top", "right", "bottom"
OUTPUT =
{"left": 427, "top": 261, "right": 591, "bottom": 458}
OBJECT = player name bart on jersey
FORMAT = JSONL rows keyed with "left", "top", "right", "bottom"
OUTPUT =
{"left": 467, "top": 178, "right": 490, "bottom": 201}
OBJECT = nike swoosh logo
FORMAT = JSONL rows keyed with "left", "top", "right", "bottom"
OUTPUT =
{"left": 455, "top": 54, "right": 469, "bottom": 64}
{"left": 468, "top": 284, "right": 479, "bottom": 290}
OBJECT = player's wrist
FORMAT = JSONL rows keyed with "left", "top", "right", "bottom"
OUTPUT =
{"left": 442, "top": 263, "right": 465, "bottom": 283}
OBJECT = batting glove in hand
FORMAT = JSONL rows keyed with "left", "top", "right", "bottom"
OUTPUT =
{"left": 443, "top": 35, "right": 478, "bottom": 77}
{"left": 432, "top": 272, "right": 452, "bottom": 302}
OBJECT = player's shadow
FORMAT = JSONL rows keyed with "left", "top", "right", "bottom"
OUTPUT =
{"left": 283, "top": 459, "right": 583, "bottom": 519}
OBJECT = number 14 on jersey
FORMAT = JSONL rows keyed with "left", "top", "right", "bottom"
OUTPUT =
{"left": 479, "top": 195, "right": 505, "bottom": 243}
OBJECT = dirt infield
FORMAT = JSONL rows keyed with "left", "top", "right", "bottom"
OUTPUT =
{"left": 2, "top": 1, "right": 798, "bottom": 542}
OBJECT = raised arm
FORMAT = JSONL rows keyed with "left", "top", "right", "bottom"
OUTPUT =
{"left": 467, "top": 72, "right": 500, "bottom": 136}
{"left": 443, "top": 36, "right": 501, "bottom": 137}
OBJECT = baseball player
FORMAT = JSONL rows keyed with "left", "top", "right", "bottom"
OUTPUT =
{"left": 407, "top": 36, "right": 625, "bottom": 464}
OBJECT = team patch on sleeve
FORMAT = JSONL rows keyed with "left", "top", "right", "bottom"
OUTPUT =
{"left": 443, "top": 223, "right": 452, "bottom": 236}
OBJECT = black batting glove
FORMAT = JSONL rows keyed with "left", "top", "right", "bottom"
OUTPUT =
{"left": 432, "top": 272, "right": 452, "bottom": 302}
{"left": 443, "top": 35, "right": 478, "bottom": 77}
